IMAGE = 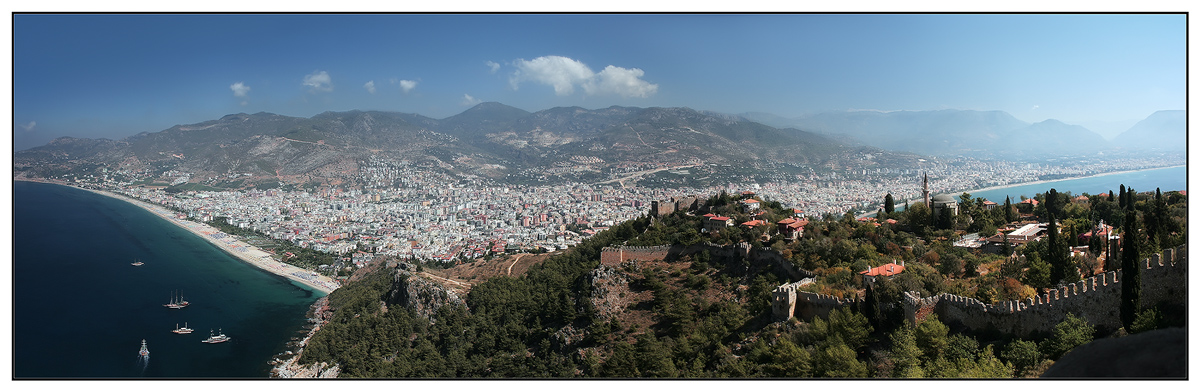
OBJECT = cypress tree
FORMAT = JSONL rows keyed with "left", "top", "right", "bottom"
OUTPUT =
{"left": 1119, "top": 185, "right": 1127, "bottom": 209}
{"left": 1004, "top": 196, "right": 1015, "bottom": 223}
{"left": 1108, "top": 190, "right": 1114, "bottom": 203}
{"left": 884, "top": 193, "right": 895, "bottom": 214}
{"left": 1120, "top": 210, "right": 1141, "bottom": 331}
{"left": 1046, "top": 216, "right": 1072, "bottom": 285}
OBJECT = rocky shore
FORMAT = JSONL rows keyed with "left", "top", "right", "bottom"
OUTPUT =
{"left": 269, "top": 296, "right": 341, "bottom": 378}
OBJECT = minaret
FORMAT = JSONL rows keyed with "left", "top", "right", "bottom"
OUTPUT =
{"left": 922, "top": 172, "right": 930, "bottom": 207}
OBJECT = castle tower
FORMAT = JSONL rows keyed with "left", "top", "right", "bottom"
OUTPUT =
{"left": 922, "top": 172, "right": 930, "bottom": 207}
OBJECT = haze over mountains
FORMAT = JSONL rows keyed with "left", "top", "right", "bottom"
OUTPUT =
{"left": 15, "top": 103, "right": 1182, "bottom": 190}
{"left": 741, "top": 109, "right": 1185, "bottom": 158}
{"left": 14, "top": 103, "right": 899, "bottom": 188}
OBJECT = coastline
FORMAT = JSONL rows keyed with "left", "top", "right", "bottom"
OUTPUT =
{"left": 958, "top": 164, "right": 1186, "bottom": 196}
{"left": 17, "top": 179, "right": 339, "bottom": 294}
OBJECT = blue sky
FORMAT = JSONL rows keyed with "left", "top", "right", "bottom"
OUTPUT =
{"left": 12, "top": 13, "right": 1186, "bottom": 151}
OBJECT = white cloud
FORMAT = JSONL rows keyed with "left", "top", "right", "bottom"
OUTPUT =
{"left": 302, "top": 70, "right": 333, "bottom": 93}
{"left": 510, "top": 56, "right": 594, "bottom": 96}
{"left": 461, "top": 94, "right": 481, "bottom": 106}
{"left": 485, "top": 60, "right": 501, "bottom": 74}
{"left": 1031, "top": 105, "right": 1040, "bottom": 110}
{"left": 509, "top": 55, "right": 657, "bottom": 98}
{"left": 18, "top": 121, "right": 36, "bottom": 132}
{"left": 584, "top": 65, "right": 658, "bottom": 98}
{"left": 399, "top": 79, "right": 418, "bottom": 94}
{"left": 230, "top": 82, "right": 250, "bottom": 97}
{"left": 364, "top": 80, "right": 377, "bottom": 94}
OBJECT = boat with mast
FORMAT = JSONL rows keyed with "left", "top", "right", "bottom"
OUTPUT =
{"left": 138, "top": 339, "right": 149, "bottom": 357}
{"left": 172, "top": 322, "right": 194, "bottom": 334}
{"left": 163, "top": 290, "right": 190, "bottom": 309}
{"left": 202, "top": 329, "right": 230, "bottom": 344}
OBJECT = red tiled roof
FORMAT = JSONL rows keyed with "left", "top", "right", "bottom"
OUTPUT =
{"left": 711, "top": 216, "right": 731, "bottom": 221}
{"left": 861, "top": 263, "right": 906, "bottom": 277}
{"left": 982, "top": 200, "right": 997, "bottom": 205}
{"left": 778, "top": 218, "right": 796, "bottom": 224}
{"left": 741, "top": 219, "right": 766, "bottom": 227}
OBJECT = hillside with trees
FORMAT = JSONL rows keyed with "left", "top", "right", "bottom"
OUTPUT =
{"left": 294, "top": 186, "right": 1186, "bottom": 378}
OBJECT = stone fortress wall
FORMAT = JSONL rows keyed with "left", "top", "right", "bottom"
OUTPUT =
{"left": 769, "top": 244, "right": 1186, "bottom": 338}
{"left": 627, "top": 192, "right": 1186, "bottom": 337}
{"left": 649, "top": 195, "right": 701, "bottom": 217}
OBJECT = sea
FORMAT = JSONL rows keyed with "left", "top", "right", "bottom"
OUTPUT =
{"left": 13, "top": 181, "right": 323, "bottom": 379}
{"left": 11, "top": 165, "right": 1187, "bottom": 378}
{"left": 961, "top": 165, "right": 1187, "bottom": 205}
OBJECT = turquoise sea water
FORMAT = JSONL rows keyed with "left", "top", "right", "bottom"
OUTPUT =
{"left": 962, "top": 165, "right": 1187, "bottom": 204}
{"left": 13, "top": 181, "right": 322, "bottom": 378}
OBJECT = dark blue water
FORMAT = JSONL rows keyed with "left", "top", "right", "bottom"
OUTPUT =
{"left": 963, "top": 165, "right": 1187, "bottom": 204}
{"left": 14, "top": 181, "right": 323, "bottom": 378}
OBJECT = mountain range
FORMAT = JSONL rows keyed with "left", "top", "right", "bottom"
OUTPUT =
{"left": 14, "top": 103, "right": 902, "bottom": 189}
{"left": 14, "top": 104, "right": 1182, "bottom": 190}
{"left": 741, "top": 109, "right": 1185, "bottom": 157}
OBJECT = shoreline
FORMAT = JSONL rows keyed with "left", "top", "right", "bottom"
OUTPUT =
{"left": 17, "top": 179, "right": 339, "bottom": 294}
{"left": 959, "top": 164, "right": 1186, "bottom": 197}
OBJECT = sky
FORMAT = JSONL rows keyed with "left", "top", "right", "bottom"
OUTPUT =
{"left": 10, "top": 13, "right": 1187, "bottom": 151}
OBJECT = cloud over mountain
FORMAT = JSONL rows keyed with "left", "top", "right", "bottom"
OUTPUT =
{"left": 303, "top": 71, "right": 333, "bottom": 93}
{"left": 399, "top": 79, "right": 418, "bottom": 93}
{"left": 230, "top": 82, "right": 250, "bottom": 97}
{"left": 509, "top": 55, "right": 657, "bottom": 98}
{"left": 364, "top": 80, "right": 376, "bottom": 94}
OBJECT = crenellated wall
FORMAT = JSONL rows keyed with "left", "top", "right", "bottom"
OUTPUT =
{"left": 785, "top": 244, "right": 1186, "bottom": 337}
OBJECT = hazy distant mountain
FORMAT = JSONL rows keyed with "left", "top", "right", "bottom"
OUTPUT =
{"left": 739, "top": 109, "right": 1121, "bottom": 158}
{"left": 1112, "top": 110, "right": 1186, "bottom": 151}
{"left": 15, "top": 103, "right": 916, "bottom": 188}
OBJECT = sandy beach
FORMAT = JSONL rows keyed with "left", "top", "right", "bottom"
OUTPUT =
{"left": 24, "top": 180, "right": 341, "bottom": 294}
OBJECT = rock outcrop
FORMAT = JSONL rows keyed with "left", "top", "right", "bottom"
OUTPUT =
{"left": 386, "top": 269, "right": 466, "bottom": 323}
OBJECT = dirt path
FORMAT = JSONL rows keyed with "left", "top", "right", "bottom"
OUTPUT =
{"left": 507, "top": 254, "right": 525, "bottom": 276}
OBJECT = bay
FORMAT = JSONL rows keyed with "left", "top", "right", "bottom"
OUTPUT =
{"left": 13, "top": 181, "right": 322, "bottom": 378}
{"left": 961, "top": 165, "right": 1187, "bottom": 204}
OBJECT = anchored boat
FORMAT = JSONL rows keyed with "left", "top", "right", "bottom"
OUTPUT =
{"left": 202, "top": 329, "right": 230, "bottom": 344}
{"left": 172, "top": 322, "right": 194, "bottom": 334}
{"left": 164, "top": 290, "right": 190, "bottom": 309}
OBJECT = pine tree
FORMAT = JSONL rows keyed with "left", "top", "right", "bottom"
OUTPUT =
{"left": 1119, "top": 210, "right": 1141, "bottom": 330}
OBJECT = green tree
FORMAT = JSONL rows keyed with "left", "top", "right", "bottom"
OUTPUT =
{"left": 914, "top": 314, "right": 950, "bottom": 362}
{"left": 1000, "top": 339, "right": 1042, "bottom": 375}
{"left": 761, "top": 338, "right": 812, "bottom": 377}
{"left": 814, "top": 342, "right": 869, "bottom": 378}
{"left": 1004, "top": 196, "right": 1016, "bottom": 223}
{"left": 888, "top": 325, "right": 925, "bottom": 378}
{"left": 1042, "top": 313, "right": 1096, "bottom": 360}
{"left": 884, "top": 193, "right": 896, "bottom": 215}
{"left": 1120, "top": 210, "right": 1142, "bottom": 330}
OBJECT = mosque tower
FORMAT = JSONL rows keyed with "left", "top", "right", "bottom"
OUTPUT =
{"left": 922, "top": 172, "right": 930, "bottom": 207}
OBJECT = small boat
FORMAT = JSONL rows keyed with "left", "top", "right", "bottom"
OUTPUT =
{"left": 131, "top": 259, "right": 144, "bottom": 266}
{"left": 172, "top": 322, "right": 194, "bottom": 334}
{"left": 202, "top": 329, "right": 230, "bottom": 344}
{"left": 139, "top": 339, "right": 150, "bottom": 357}
{"left": 164, "top": 290, "right": 190, "bottom": 309}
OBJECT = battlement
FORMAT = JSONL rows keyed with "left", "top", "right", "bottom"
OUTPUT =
{"left": 783, "top": 245, "right": 1186, "bottom": 337}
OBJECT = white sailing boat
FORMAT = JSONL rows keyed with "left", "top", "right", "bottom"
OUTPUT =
{"left": 163, "top": 290, "right": 190, "bottom": 309}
